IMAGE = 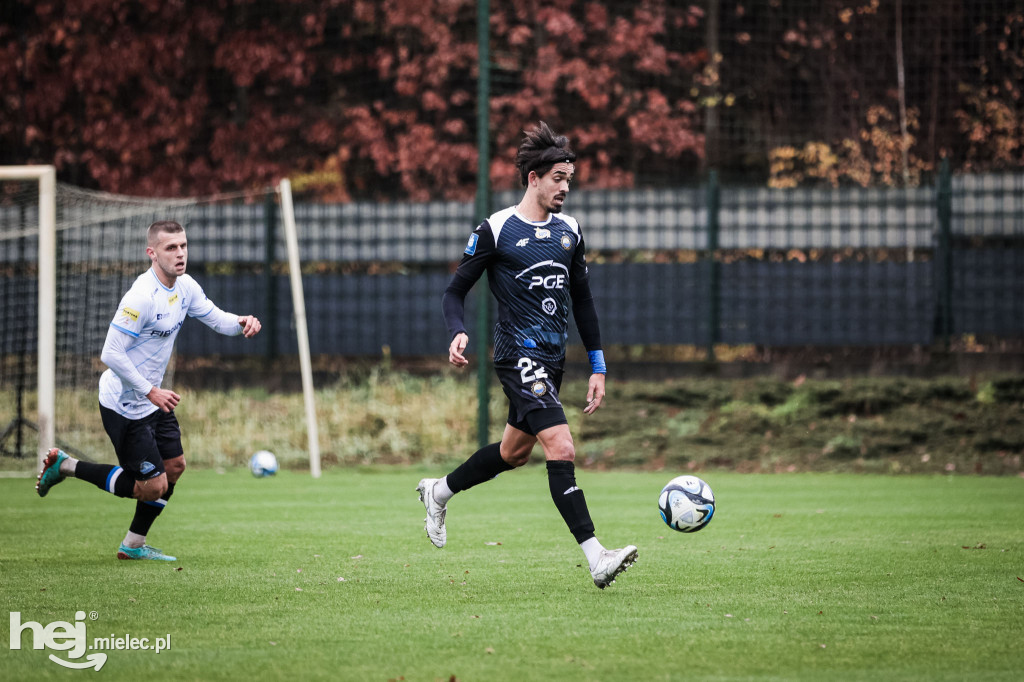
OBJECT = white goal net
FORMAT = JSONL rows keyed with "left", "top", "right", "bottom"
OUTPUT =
{"left": 1, "top": 168, "right": 319, "bottom": 476}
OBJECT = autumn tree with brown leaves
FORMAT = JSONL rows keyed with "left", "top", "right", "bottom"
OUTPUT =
{"left": 1, "top": 1, "right": 1021, "bottom": 199}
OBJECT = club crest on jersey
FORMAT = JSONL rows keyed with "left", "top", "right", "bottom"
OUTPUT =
{"left": 541, "top": 297, "right": 557, "bottom": 315}
{"left": 561, "top": 234, "right": 573, "bottom": 250}
{"left": 531, "top": 381, "right": 547, "bottom": 397}
{"left": 534, "top": 227, "right": 550, "bottom": 239}
{"left": 121, "top": 307, "right": 139, "bottom": 322}
{"left": 465, "top": 233, "right": 479, "bottom": 255}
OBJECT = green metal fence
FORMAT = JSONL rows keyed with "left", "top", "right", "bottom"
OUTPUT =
{"left": 180, "top": 166, "right": 1024, "bottom": 357}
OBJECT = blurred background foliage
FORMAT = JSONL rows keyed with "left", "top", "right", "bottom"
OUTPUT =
{"left": 2, "top": 0, "right": 1022, "bottom": 199}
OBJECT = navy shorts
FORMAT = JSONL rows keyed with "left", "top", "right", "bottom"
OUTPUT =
{"left": 494, "top": 358, "right": 568, "bottom": 436}
{"left": 99, "top": 405, "right": 183, "bottom": 481}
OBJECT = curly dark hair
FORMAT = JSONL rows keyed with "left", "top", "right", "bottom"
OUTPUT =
{"left": 514, "top": 121, "right": 577, "bottom": 187}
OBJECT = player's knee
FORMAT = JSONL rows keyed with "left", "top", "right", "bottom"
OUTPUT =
{"left": 135, "top": 487, "right": 160, "bottom": 502}
{"left": 134, "top": 475, "right": 167, "bottom": 502}
{"left": 546, "top": 437, "right": 576, "bottom": 462}
{"left": 505, "top": 451, "right": 531, "bottom": 467}
{"left": 548, "top": 446, "right": 575, "bottom": 462}
{"left": 165, "top": 456, "right": 186, "bottom": 482}
{"left": 501, "top": 443, "right": 532, "bottom": 468}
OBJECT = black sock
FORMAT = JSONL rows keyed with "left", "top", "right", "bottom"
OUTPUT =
{"left": 546, "top": 460, "right": 596, "bottom": 543}
{"left": 129, "top": 482, "right": 174, "bottom": 536}
{"left": 446, "top": 442, "right": 514, "bottom": 493}
{"left": 74, "top": 462, "right": 135, "bottom": 498}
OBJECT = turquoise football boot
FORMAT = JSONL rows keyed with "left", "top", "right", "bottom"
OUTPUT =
{"left": 117, "top": 544, "right": 177, "bottom": 561}
{"left": 36, "top": 448, "right": 69, "bottom": 498}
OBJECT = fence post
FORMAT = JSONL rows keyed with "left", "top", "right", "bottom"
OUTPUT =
{"left": 935, "top": 156, "right": 953, "bottom": 349}
{"left": 264, "top": 192, "right": 278, "bottom": 362}
{"left": 706, "top": 170, "right": 721, "bottom": 361}
{"left": 474, "top": 0, "right": 492, "bottom": 449}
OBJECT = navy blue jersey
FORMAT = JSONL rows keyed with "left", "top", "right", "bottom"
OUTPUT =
{"left": 443, "top": 206, "right": 601, "bottom": 364}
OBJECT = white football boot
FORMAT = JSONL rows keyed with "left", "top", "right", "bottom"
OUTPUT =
{"left": 416, "top": 478, "right": 447, "bottom": 548}
{"left": 590, "top": 545, "right": 638, "bottom": 589}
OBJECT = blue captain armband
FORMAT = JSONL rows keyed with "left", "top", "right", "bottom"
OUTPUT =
{"left": 588, "top": 350, "right": 607, "bottom": 375}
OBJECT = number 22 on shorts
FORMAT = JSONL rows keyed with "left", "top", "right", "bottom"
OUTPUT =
{"left": 517, "top": 357, "right": 548, "bottom": 383}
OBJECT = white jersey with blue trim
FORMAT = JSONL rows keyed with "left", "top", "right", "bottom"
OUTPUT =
{"left": 99, "top": 268, "right": 239, "bottom": 419}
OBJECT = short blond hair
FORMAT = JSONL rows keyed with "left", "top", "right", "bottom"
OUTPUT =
{"left": 147, "top": 220, "right": 184, "bottom": 246}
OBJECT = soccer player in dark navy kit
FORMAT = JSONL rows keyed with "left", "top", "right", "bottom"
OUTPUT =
{"left": 417, "top": 122, "right": 637, "bottom": 589}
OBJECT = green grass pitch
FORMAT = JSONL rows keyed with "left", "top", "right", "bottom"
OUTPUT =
{"left": 1, "top": 468, "right": 1022, "bottom": 681}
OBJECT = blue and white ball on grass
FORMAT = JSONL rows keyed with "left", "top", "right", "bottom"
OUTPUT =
{"left": 659, "top": 475, "right": 715, "bottom": 532}
{"left": 249, "top": 450, "right": 279, "bottom": 477}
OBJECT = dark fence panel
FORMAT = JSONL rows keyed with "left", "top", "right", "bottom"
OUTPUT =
{"left": 718, "top": 261, "right": 936, "bottom": 346}
{"left": 581, "top": 262, "right": 710, "bottom": 347}
{"left": 8, "top": 247, "right": 1024, "bottom": 363}
{"left": 5, "top": 172, "right": 1024, "bottom": 386}
{"left": 176, "top": 270, "right": 477, "bottom": 357}
{"left": 952, "top": 248, "right": 1024, "bottom": 337}
{"left": 177, "top": 250, "right": 1024, "bottom": 357}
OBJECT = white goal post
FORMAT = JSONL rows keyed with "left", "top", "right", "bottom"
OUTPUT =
{"left": 279, "top": 178, "right": 321, "bottom": 478}
{"left": 1, "top": 167, "right": 321, "bottom": 478}
{"left": 0, "top": 165, "right": 56, "bottom": 470}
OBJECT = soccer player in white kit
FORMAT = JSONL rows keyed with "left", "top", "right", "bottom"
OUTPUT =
{"left": 36, "top": 220, "right": 261, "bottom": 561}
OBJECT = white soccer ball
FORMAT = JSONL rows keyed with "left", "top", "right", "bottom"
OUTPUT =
{"left": 658, "top": 475, "right": 715, "bottom": 533}
{"left": 249, "top": 450, "right": 279, "bottom": 477}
